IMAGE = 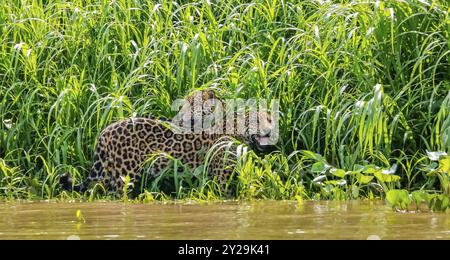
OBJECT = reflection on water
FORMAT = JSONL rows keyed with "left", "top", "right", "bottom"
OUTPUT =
{"left": 0, "top": 201, "right": 448, "bottom": 240}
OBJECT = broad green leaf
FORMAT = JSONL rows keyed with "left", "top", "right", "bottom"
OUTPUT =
{"left": 411, "top": 191, "right": 426, "bottom": 204}
{"left": 423, "top": 162, "right": 439, "bottom": 176}
{"left": 330, "top": 168, "right": 346, "bottom": 178}
{"left": 439, "top": 195, "right": 449, "bottom": 209}
{"left": 356, "top": 174, "right": 374, "bottom": 184}
{"left": 425, "top": 193, "right": 438, "bottom": 204}
{"left": 423, "top": 162, "right": 438, "bottom": 173}
{"left": 352, "top": 164, "right": 366, "bottom": 173}
{"left": 363, "top": 166, "right": 379, "bottom": 174}
{"left": 311, "top": 162, "right": 329, "bottom": 173}
{"left": 386, "top": 190, "right": 410, "bottom": 209}
{"left": 439, "top": 156, "right": 450, "bottom": 173}
{"left": 398, "top": 190, "right": 411, "bottom": 201}
{"left": 386, "top": 190, "right": 399, "bottom": 207}
{"left": 374, "top": 172, "right": 400, "bottom": 182}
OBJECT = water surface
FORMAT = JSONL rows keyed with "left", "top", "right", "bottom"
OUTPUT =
{"left": 0, "top": 201, "right": 448, "bottom": 239}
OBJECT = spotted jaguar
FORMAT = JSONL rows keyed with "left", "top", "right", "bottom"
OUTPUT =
{"left": 60, "top": 90, "right": 276, "bottom": 195}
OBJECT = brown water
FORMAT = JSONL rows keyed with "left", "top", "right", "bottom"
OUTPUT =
{"left": 0, "top": 201, "right": 448, "bottom": 240}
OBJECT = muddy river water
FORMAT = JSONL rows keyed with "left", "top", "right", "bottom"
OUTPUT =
{"left": 0, "top": 200, "right": 448, "bottom": 239}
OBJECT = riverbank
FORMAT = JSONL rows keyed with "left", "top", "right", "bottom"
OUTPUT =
{"left": 0, "top": 1, "right": 449, "bottom": 206}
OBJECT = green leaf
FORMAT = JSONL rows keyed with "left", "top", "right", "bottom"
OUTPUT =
{"left": 301, "top": 150, "right": 327, "bottom": 163}
{"left": 363, "top": 166, "right": 378, "bottom": 174}
{"left": 311, "top": 162, "right": 329, "bottom": 173}
{"left": 411, "top": 191, "right": 426, "bottom": 204}
{"left": 386, "top": 190, "right": 399, "bottom": 207}
{"left": 440, "top": 195, "right": 449, "bottom": 210}
{"left": 424, "top": 162, "right": 439, "bottom": 175}
{"left": 425, "top": 193, "right": 438, "bottom": 205}
{"left": 386, "top": 190, "right": 410, "bottom": 209}
{"left": 330, "top": 168, "right": 346, "bottom": 178}
{"left": 356, "top": 173, "right": 374, "bottom": 184}
{"left": 352, "top": 164, "right": 366, "bottom": 173}
{"left": 439, "top": 156, "right": 450, "bottom": 174}
{"left": 374, "top": 172, "right": 400, "bottom": 182}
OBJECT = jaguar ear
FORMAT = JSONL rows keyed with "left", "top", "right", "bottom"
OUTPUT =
{"left": 207, "top": 90, "right": 217, "bottom": 99}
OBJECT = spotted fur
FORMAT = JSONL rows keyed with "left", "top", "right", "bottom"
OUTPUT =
{"left": 60, "top": 91, "right": 275, "bottom": 195}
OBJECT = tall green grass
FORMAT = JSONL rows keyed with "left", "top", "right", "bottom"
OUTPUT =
{"left": 0, "top": 0, "right": 449, "bottom": 205}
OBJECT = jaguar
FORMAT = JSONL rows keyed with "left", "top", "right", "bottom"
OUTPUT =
{"left": 60, "top": 90, "right": 276, "bottom": 195}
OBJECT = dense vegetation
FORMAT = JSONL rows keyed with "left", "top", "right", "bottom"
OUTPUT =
{"left": 0, "top": 0, "right": 449, "bottom": 209}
